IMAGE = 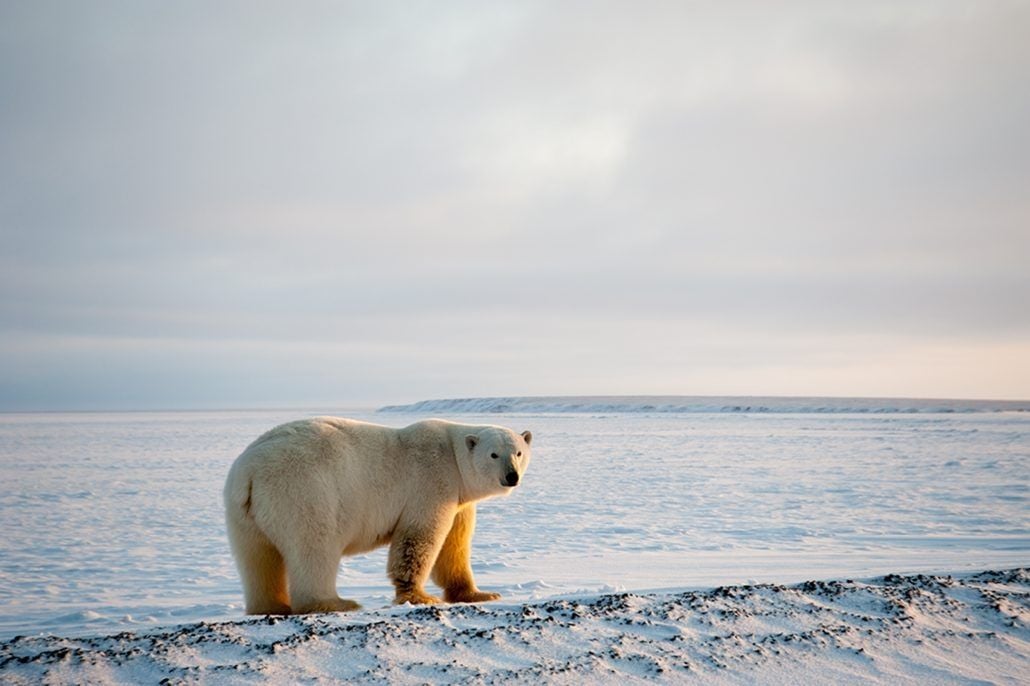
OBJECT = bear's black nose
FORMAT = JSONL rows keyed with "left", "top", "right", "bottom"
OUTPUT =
{"left": 504, "top": 471, "right": 519, "bottom": 487}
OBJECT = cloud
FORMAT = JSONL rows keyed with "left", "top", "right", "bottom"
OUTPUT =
{"left": 1, "top": 0, "right": 1028, "bottom": 408}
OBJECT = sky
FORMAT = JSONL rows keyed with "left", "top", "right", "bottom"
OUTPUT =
{"left": 1, "top": 1, "right": 1028, "bottom": 410}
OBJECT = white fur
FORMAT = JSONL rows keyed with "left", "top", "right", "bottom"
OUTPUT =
{"left": 223, "top": 417, "right": 532, "bottom": 614}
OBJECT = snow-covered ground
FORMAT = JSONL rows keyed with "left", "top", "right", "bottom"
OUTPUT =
{"left": 2, "top": 569, "right": 1026, "bottom": 684}
{"left": 1, "top": 397, "right": 1027, "bottom": 683}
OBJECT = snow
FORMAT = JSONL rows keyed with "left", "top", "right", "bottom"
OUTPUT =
{"left": 1, "top": 399, "right": 1027, "bottom": 683}
{"left": 2, "top": 570, "right": 1027, "bottom": 684}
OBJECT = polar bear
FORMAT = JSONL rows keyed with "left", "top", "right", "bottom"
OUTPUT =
{"left": 223, "top": 417, "right": 532, "bottom": 614}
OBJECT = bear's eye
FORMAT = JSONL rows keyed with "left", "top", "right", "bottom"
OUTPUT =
{"left": 517, "top": 451, "right": 522, "bottom": 457}
{"left": 490, "top": 452, "right": 498, "bottom": 459}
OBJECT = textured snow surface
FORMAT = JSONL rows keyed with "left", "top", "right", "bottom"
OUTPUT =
{"left": 1, "top": 569, "right": 1027, "bottom": 684}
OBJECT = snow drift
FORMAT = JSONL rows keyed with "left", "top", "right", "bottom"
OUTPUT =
{"left": 2, "top": 569, "right": 1026, "bottom": 684}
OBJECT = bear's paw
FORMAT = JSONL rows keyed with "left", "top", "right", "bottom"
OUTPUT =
{"left": 445, "top": 588, "right": 502, "bottom": 604}
{"left": 293, "top": 597, "right": 362, "bottom": 614}
{"left": 394, "top": 590, "right": 443, "bottom": 606}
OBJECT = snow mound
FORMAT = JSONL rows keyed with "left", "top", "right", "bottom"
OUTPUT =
{"left": 3, "top": 569, "right": 1026, "bottom": 684}
{"left": 378, "top": 395, "right": 1030, "bottom": 415}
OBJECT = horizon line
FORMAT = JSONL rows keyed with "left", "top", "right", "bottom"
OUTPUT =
{"left": 3, "top": 392, "right": 1029, "bottom": 415}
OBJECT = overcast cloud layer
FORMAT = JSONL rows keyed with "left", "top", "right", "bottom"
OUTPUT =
{"left": 2, "top": 1, "right": 1028, "bottom": 410}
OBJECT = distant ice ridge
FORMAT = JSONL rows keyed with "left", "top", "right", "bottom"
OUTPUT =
{"left": 378, "top": 395, "right": 1030, "bottom": 414}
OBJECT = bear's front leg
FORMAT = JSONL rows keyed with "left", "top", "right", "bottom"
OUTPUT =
{"left": 431, "top": 505, "right": 501, "bottom": 603}
{"left": 388, "top": 515, "right": 452, "bottom": 605}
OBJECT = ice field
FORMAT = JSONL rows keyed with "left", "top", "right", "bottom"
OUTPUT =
{"left": 0, "top": 397, "right": 1027, "bottom": 683}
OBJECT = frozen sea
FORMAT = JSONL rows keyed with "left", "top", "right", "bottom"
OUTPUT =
{"left": 1, "top": 397, "right": 1028, "bottom": 643}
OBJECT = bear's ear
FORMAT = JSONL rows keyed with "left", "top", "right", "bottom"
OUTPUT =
{"left": 521, "top": 430, "right": 532, "bottom": 445}
{"left": 465, "top": 435, "right": 478, "bottom": 452}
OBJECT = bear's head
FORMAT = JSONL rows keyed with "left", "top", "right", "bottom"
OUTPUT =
{"left": 463, "top": 427, "right": 532, "bottom": 499}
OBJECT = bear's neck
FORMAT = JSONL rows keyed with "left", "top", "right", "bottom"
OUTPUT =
{"left": 450, "top": 440, "right": 492, "bottom": 505}
{"left": 455, "top": 461, "right": 487, "bottom": 505}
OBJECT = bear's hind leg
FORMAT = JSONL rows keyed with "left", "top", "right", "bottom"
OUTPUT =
{"left": 226, "top": 512, "right": 291, "bottom": 615}
{"left": 283, "top": 543, "right": 361, "bottom": 614}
